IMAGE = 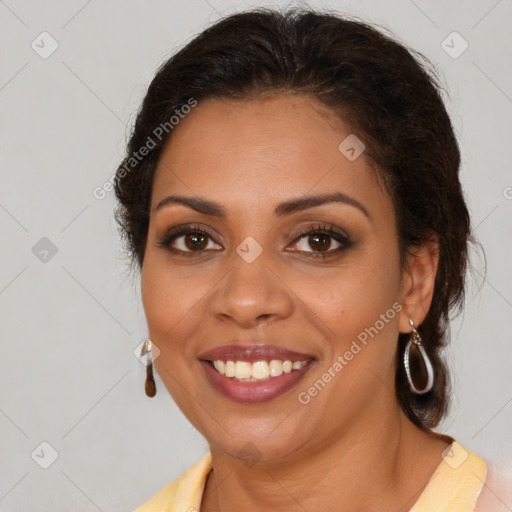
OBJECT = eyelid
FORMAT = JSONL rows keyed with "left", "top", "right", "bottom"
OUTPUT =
{"left": 289, "top": 221, "right": 350, "bottom": 241}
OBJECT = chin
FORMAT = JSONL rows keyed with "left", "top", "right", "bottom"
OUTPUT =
{"left": 199, "top": 413, "right": 313, "bottom": 466}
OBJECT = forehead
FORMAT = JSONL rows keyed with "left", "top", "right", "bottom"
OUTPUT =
{"left": 151, "top": 95, "right": 391, "bottom": 222}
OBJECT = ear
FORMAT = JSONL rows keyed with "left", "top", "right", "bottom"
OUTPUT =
{"left": 397, "top": 233, "right": 440, "bottom": 333}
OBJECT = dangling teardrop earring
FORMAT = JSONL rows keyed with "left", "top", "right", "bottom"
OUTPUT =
{"left": 140, "top": 338, "right": 156, "bottom": 398}
{"left": 403, "top": 319, "right": 434, "bottom": 394}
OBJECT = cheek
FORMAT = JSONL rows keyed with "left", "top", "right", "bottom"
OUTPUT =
{"left": 141, "top": 257, "right": 204, "bottom": 411}
{"left": 140, "top": 251, "right": 218, "bottom": 375}
{"left": 141, "top": 258, "right": 169, "bottom": 335}
{"left": 141, "top": 252, "right": 199, "bottom": 336}
{"left": 303, "top": 258, "right": 399, "bottom": 328}
{"left": 140, "top": 254, "right": 192, "bottom": 363}
{"left": 298, "top": 247, "right": 401, "bottom": 367}
{"left": 297, "top": 263, "right": 401, "bottom": 414}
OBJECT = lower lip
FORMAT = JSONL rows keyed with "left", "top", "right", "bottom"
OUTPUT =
{"left": 200, "top": 360, "right": 315, "bottom": 403}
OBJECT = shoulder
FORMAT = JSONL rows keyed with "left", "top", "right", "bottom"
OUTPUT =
{"left": 411, "top": 439, "right": 487, "bottom": 512}
{"left": 475, "top": 460, "right": 512, "bottom": 512}
{"left": 132, "top": 453, "right": 212, "bottom": 512}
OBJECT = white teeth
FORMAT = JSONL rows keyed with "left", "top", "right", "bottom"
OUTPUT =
{"left": 213, "top": 360, "right": 225, "bottom": 374}
{"left": 269, "top": 359, "right": 283, "bottom": 377}
{"left": 252, "top": 361, "right": 269, "bottom": 380}
{"left": 235, "top": 361, "right": 252, "bottom": 379}
{"left": 211, "top": 359, "right": 308, "bottom": 380}
{"left": 225, "top": 360, "right": 235, "bottom": 378}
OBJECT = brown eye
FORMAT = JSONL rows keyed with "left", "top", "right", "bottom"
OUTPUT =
{"left": 307, "top": 233, "right": 334, "bottom": 251}
{"left": 295, "top": 233, "right": 341, "bottom": 253}
{"left": 157, "top": 225, "right": 222, "bottom": 254}
{"left": 183, "top": 232, "right": 208, "bottom": 250}
{"left": 288, "top": 224, "right": 353, "bottom": 257}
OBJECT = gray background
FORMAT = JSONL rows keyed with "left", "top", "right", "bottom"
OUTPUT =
{"left": 1, "top": 0, "right": 511, "bottom": 510}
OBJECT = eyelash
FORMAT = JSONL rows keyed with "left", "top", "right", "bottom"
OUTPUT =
{"left": 156, "top": 223, "right": 353, "bottom": 258}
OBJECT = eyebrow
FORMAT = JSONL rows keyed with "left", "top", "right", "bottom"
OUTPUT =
{"left": 154, "top": 192, "right": 370, "bottom": 220}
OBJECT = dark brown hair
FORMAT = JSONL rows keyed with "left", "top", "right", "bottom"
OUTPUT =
{"left": 114, "top": 7, "right": 482, "bottom": 430}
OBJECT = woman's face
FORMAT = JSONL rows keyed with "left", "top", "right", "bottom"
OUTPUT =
{"left": 141, "top": 94, "right": 412, "bottom": 462}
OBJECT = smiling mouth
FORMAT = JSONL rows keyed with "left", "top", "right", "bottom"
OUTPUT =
{"left": 206, "top": 359, "right": 310, "bottom": 381}
{"left": 198, "top": 343, "right": 316, "bottom": 403}
{"left": 199, "top": 357, "right": 316, "bottom": 403}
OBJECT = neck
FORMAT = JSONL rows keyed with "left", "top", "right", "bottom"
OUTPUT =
{"left": 201, "top": 404, "right": 450, "bottom": 512}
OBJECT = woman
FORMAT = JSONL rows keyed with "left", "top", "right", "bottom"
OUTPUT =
{"left": 114, "top": 8, "right": 490, "bottom": 511}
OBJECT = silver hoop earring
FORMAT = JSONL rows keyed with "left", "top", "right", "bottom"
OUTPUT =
{"left": 403, "top": 319, "right": 434, "bottom": 394}
{"left": 140, "top": 339, "right": 156, "bottom": 398}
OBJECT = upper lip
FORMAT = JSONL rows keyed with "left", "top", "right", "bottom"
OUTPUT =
{"left": 199, "top": 344, "right": 316, "bottom": 363}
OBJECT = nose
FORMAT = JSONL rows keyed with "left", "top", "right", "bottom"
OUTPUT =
{"left": 210, "top": 249, "right": 294, "bottom": 329}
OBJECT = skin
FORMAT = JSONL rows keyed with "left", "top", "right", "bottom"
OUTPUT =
{"left": 141, "top": 94, "right": 451, "bottom": 512}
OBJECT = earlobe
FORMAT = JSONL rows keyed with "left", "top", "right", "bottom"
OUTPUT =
{"left": 398, "top": 234, "right": 439, "bottom": 332}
